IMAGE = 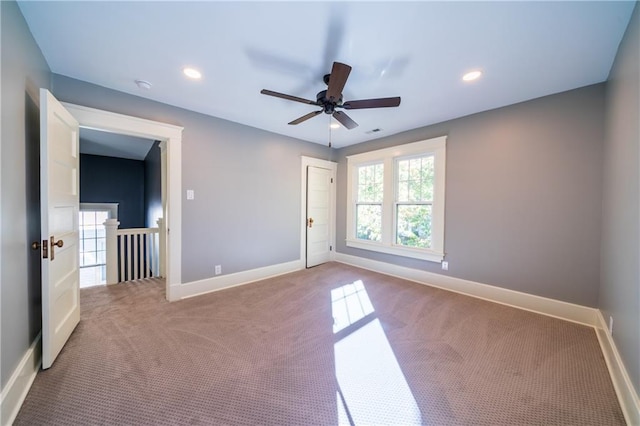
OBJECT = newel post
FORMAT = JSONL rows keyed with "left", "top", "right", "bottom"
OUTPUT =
{"left": 104, "top": 219, "right": 120, "bottom": 284}
{"left": 157, "top": 218, "right": 166, "bottom": 278}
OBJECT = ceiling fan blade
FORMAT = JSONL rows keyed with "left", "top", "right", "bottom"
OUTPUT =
{"left": 342, "top": 97, "right": 401, "bottom": 109}
{"left": 289, "top": 110, "right": 323, "bottom": 125}
{"left": 333, "top": 111, "right": 358, "bottom": 129}
{"left": 326, "top": 62, "right": 352, "bottom": 102}
{"left": 260, "top": 89, "right": 318, "bottom": 106}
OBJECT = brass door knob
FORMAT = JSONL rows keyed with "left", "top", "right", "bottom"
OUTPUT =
{"left": 31, "top": 241, "right": 41, "bottom": 250}
{"left": 308, "top": 217, "right": 314, "bottom": 228}
{"left": 50, "top": 236, "right": 64, "bottom": 261}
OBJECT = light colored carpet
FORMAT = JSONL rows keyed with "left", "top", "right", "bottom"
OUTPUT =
{"left": 15, "top": 262, "right": 624, "bottom": 425}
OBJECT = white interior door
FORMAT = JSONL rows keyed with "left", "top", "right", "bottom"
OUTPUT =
{"left": 40, "top": 89, "right": 80, "bottom": 369}
{"left": 306, "top": 166, "right": 332, "bottom": 267}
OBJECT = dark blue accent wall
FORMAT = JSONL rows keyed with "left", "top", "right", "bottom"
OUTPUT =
{"left": 80, "top": 154, "right": 145, "bottom": 229}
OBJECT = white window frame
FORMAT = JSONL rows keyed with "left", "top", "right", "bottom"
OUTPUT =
{"left": 79, "top": 203, "right": 118, "bottom": 220}
{"left": 346, "top": 136, "right": 446, "bottom": 262}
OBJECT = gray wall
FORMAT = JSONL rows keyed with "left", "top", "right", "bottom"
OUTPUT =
{"left": 144, "top": 141, "right": 162, "bottom": 229}
{"left": 335, "top": 84, "right": 605, "bottom": 308}
{"left": 600, "top": 2, "right": 640, "bottom": 394}
{"left": 50, "top": 74, "right": 332, "bottom": 283}
{"left": 0, "top": 1, "right": 51, "bottom": 388}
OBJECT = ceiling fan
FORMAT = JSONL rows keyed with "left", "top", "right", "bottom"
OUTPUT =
{"left": 260, "top": 61, "right": 401, "bottom": 130}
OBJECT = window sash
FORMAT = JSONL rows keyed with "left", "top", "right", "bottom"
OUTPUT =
{"left": 355, "top": 203, "right": 383, "bottom": 242}
{"left": 394, "top": 202, "right": 433, "bottom": 249}
{"left": 356, "top": 162, "right": 384, "bottom": 203}
{"left": 395, "top": 154, "right": 435, "bottom": 203}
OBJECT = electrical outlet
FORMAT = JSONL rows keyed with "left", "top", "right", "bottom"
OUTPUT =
{"left": 609, "top": 316, "right": 614, "bottom": 334}
{"left": 186, "top": 189, "right": 195, "bottom": 200}
{"left": 215, "top": 265, "right": 222, "bottom": 275}
{"left": 441, "top": 261, "right": 449, "bottom": 271}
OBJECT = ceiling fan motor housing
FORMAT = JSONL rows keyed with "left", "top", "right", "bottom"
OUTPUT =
{"left": 317, "top": 89, "right": 342, "bottom": 114}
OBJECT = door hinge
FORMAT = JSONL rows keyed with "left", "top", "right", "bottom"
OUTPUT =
{"left": 330, "top": 245, "right": 333, "bottom": 251}
{"left": 331, "top": 178, "right": 333, "bottom": 183}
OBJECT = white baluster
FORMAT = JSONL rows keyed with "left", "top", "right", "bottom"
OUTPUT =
{"left": 145, "top": 233, "right": 150, "bottom": 279}
{"left": 157, "top": 218, "right": 166, "bottom": 278}
{"left": 127, "top": 234, "right": 132, "bottom": 281}
{"left": 134, "top": 233, "right": 139, "bottom": 280}
{"left": 119, "top": 234, "right": 125, "bottom": 282}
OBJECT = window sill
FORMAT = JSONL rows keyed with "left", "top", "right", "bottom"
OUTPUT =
{"left": 345, "top": 239, "right": 444, "bottom": 263}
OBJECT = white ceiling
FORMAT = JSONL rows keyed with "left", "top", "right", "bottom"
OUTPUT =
{"left": 18, "top": 1, "right": 635, "bottom": 148}
{"left": 80, "top": 128, "right": 156, "bottom": 161}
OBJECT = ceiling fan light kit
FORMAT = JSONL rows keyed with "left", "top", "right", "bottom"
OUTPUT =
{"left": 261, "top": 61, "right": 401, "bottom": 130}
{"left": 183, "top": 67, "right": 202, "bottom": 79}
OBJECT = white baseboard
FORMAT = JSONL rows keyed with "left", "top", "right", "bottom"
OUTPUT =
{"left": 3, "top": 260, "right": 636, "bottom": 425}
{"left": 334, "top": 253, "right": 598, "bottom": 327}
{"left": 1, "top": 333, "right": 41, "bottom": 426}
{"left": 334, "top": 254, "right": 640, "bottom": 422}
{"left": 595, "top": 311, "right": 640, "bottom": 426}
{"left": 179, "top": 259, "right": 305, "bottom": 299}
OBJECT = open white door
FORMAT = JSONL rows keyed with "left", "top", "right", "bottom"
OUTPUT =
{"left": 40, "top": 89, "right": 80, "bottom": 369}
{"left": 306, "top": 166, "right": 333, "bottom": 267}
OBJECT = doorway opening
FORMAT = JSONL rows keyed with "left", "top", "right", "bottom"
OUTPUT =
{"left": 78, "top": 126, "right": 162, "bottom": 286}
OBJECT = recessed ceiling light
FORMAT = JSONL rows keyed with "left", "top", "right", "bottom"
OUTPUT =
{"left": 183, "top": 67, "right": 202, "bottom": 79}
{"left": 134, "top": 79, "right": 152, "bottom": 90}
{"left": 330, "top": 123, "right": 340, "bottom": 129}
{"left": 462, "top": 70, "right": 482, "bottom": 82}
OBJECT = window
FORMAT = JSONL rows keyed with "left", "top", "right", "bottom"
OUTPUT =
{"left": 346, "top": 136, "right": 446, "bottom": 262}
{"left": 79, "top": 203, "right": 118, "bottom": 287}
{"left": 80, "top": 210, "right": 108, "bottom": 268}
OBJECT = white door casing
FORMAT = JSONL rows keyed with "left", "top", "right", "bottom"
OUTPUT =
{"left": 301, "top": 157, "right": 336, "bottom": 268}
{"left": 61, "top": 103, "right": 183, "bottom": 301}
{"left": 40, "top": 89, "right": 81, "bottom": 369}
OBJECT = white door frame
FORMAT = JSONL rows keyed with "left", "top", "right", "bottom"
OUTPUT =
{"left": 300, "top": 156, "right": 337, "bottom": 266}
{"left": 63, "top": 103, "right": 183, "bottom": 301}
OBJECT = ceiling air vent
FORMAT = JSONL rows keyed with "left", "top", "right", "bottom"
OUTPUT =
{"left": 365, "top": 128, "right": 383, "bottom": 134}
